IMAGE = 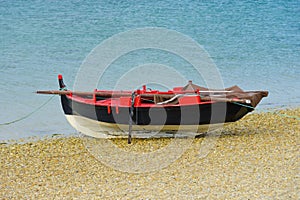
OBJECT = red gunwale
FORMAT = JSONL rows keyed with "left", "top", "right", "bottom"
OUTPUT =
{"left": 65, "top": 91, "right": 214, "bottom": 108}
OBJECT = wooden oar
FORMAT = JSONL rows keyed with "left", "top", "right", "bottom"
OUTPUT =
{"left": 36, "top": 90, "right": 265, "bottom": 99}
{"left": 36, "top": 90, "right": 252, "bottom": 104}
{"left": 200, "top": 96, "right": 251, "bottom": 104}
{"left": 37, "top": 90, "right": 116, "bottom": 97}
{"left": 36, "top": 90, "right": 233, "bottom": 96}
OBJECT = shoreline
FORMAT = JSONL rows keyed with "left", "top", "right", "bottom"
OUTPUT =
{"left": 1, "top": 108, "right": 299, "bottom": 199}
{"left": 0, "top": 106, "right": 298, "bottom": 144}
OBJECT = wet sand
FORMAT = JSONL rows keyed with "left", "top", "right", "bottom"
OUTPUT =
{"left": 1, "top": 108, "right": 299, "bottom": 199}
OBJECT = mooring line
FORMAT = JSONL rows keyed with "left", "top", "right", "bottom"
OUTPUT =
{"left": 231, "top": 101, "right": 255, "bottom": 109}
{"left": 0, "top": 95, "right": 55, "bottom": 126}
{"left": 232, "top": 102, "right": 300, "bottom": 120}
{"left": 273, "top": 112, "right": 300, "bottom": 120}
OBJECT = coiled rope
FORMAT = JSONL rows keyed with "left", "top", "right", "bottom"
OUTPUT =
{"left": 0, "top": 95, "right": 55, "bottom": 126}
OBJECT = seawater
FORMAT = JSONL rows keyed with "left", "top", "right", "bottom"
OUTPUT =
{"left": 0, "top": 0, "right": 299, "bottom": 140}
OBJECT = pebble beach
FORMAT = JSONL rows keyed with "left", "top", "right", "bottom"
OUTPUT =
{"left": 0, "top": 108, "right": 299, "bottom": 199}
{"left": 1, "top": 0, "right": 299, "bottom": 199}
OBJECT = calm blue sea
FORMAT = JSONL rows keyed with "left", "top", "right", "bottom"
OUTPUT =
{"left": 0, "top": 0, "right": 299, "bottom": 140}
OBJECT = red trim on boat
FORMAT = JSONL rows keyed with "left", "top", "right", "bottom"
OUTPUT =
{"left": 120, "top": 97, "right": 131, "bottom": 106}
{"left": 65, "top": 93, "right": 214, "bottom": 108}
{"left": 178, "top": 95, "right": 201, "bottom": 105}
{"left": 93, "top": 89, "right": 97, "bottom": 103}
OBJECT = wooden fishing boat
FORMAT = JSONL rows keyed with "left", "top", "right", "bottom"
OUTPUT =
{"left": 37, "top": 75, "right": 268, "bottom": 142}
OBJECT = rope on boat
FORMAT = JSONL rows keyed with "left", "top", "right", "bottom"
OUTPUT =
{"left": 128, "top": 92, "right": 136, "bottom": 144}
{"left": 232, "top": 102, "right": 255, "bottom": 109}
{"left": 232, "top": 102, "right": 300, "bottom": 120}
{"left": 157, "top": 94, "right": 183, "bottom": 105}
{"left": 233, "top": 102, "right": 300, "bottom": 120}
{"left": 0, "top": 95, "right": 55, "bottom": 126}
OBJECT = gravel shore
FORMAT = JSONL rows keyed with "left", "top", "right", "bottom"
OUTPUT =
{"left": 1, "top": 108, "right": 299, "bottom": 199}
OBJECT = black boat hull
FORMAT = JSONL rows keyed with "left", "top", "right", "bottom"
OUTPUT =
{"left": 60, "top": 95, "right": 253, "bottom": 138}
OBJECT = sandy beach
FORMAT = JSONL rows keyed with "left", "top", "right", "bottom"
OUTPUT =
{"left": 1, "top": 108, "right": 299, "bottom": 199}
